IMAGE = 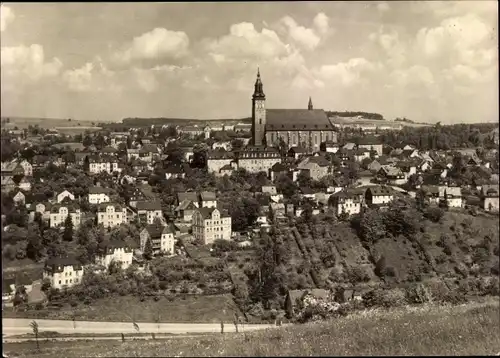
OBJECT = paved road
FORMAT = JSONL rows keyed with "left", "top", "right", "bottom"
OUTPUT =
{"left": 2, "top": 318, "right": 280, "bottom": 337}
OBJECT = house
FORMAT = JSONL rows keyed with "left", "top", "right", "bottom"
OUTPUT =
{"left": 481, "top": 184, "right": 499, "bottom": 212}
{"left": 353, "top": 148, "right": 370, "bottom": 162}
{"left": 297, "top": 156, "right": 330, "bottom": 180}
{"left": 1, "top": 176, "right": 16, "bottom": 193}
{"left": 357, "top": 138, "right": 384, "bottom": 156}
{"left": 88, "top": 186, "right": 112, "bottom": 204}
{"left": 1, "top": 162, "right": 24, "bottom": 177}
{"left": 396, "top": 161, "right": 418, "bottom": 178}
{"left": 96, "top": 240, "right": 133, "bottom": 270}
{"left": 270, "top": 202, "right": 286, "bottom": 219}
{"left": 43, "top": 256, "right": 84, "bottom": 290}
{"left": 356, "top": 170, "right": 375, "bottom": 186}
{"left": 88, "top": 156, "right": 121, "bottom": 175}
{"left": 49, "top": 204, "right": 81, "bottom": 229}
{"left": 127, "top": 148, "right": 141, "bottom": 161}
{"left": 212, "top": 141, "right": 232, "bottom": 151}
{"left": 56, "top": 190, "right": 75, "bottom": 203}
{"left": 97, "top": 203, "right": 128, "bottom": 228}
{"left": 299, "top": 187, "right": 316, "bottom": 200}
{"left": 378, "top": 166, "right": 406, "bottom": 185}
{"left": 420, "top": 185, "right": 441, "bottom": 206}
{"left": 174, "top": 199, "right": 198, "bottom": 222}
{"left": 329, "top": 189, "right": 362, "bottom": 216}
{"left": 262, "top": 185, "right": 278, "bottom": 195}
{"left": 191, "top": 207, "right": 232, "bottom": 245}
{"left": 165, "top": 165, "right": 186, "bottom": 179}
{"left": 200, "top": 191, "right": 217, "bottom": 208}
{"left": 321, "top": 141, "right": 340, "bottom": 153}
{"left": 131, "top": 159, "right": 152, "bottom": 173}
{"left": 28, "top": 202, "right": 51, "bottom": 222}
{"left": 365, "top": 186, "right": 394, "bottom": 207}
{"left": 177, "top": 192, "right": 200, "bottom": 207}
{"left": 236, "top": 146, "right": 281, "bottom": 174}
{"left": 139, "top": 224, "right": 175, "bottom": 255}
{"left": 138, "top": 144, "right": 160, "bottom": 163}
{"left": 18, "top": 177, "right": 32, "bottom": 191}
{"left": 128, "top": 184, "right": 156, "bottom": 208}
{"left": 207, "top": 150, "right": 235, "bottom": 175}
{"left": 12, "top": 190, "right": 26, "bottom": 205}
{"left": 269, "top": 162, "right": 291, "bottom": 182}
{"left": 17, "top": 160, "right": 33, "bottom": 177}
{"left": 288, "top": 147, "right": 308, "bottom": 160}
{"left": 439, "top": 186, "right": 463, "bottom": 208}
{"left": 136, "top": 200, "right": 163, "bottom": 224}
{"left": 219, "top": 163, "right": 236, "bottom": 176}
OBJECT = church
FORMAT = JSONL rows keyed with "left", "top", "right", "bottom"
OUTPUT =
{"left": 250, "top": 69, "right": 338, "bottom": 152}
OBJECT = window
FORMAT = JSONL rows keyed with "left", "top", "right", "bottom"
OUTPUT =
{"left": 59, "top": 280, "right": 61, "bottom": 285}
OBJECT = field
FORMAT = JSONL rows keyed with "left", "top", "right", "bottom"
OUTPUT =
{"left": 4, "top": 298, "right": 499, "bottom": 357}
{"left": 1, "top": 116, "right": 110, "bottom": 130}
{"left": 3, "top": 294, "right": 241, "bottom": 323}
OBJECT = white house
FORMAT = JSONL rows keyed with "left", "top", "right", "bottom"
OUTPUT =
{"left": 96, "top": 240, "right": 133, "bottom": 270}
{"left": 191, "top": 207, "right": 232, "bottom": 245}
{"left": 136, "top": 200, "right": 163, "bottom": 224}
{"left": 97, "top": 203, "right": 128, "bottom": 229}
{"left": 329, "top": 190, "right": 362, "bottom": 216}
{"left": 49, "top": 204, "right": 81, "bottom": 228}
{"left": 43, "top": 257, "right": 84, "bottom": 290}
{"left": 56, "top": 190, "right": 75, "bottom": 203}
{"left": 88, "top": 186, "right": 112, "bottom": 204}
{"left": 139, "top": 224, "right": 175, "bottom": 256}
{"left": 365, "top": 186, "right": 394, "bottom": 207}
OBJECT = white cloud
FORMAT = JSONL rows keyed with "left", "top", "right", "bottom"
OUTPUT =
{"left": 0, "top": 5, "right": 15, "bottom": 32}
{"left": 411, "top": 1, "right": 497, "bottom": 18}
{"left": 416, "top": 14, "right": 494, "bottom": 65}
{"left": 1, "top": 44, "right": 62, "bottom": 81}
{"left": 207, "top": 22, "right": 289, "bottom": 63}
{"left": 391, "top": 65, "right": 435, "bottom": 87}
{"left": 113, "top": 27, "right": 190, "bottom": 67}
{"left": 315, "top": 58, "right": 377, "bottom": 86}
{"left": 62, "top": 58, "right": 120, "bottom": 93}
{"left": 313, "top": 13, "right": 330, "bottom": 35}
{"left": 281, "top": 16, "right": 320, "bottom": 51}
{"left": 369, "top": 27, "right": 407, "bottom": 68}
{"left": 377, "top": 2, "right": 390, "bottom": 13}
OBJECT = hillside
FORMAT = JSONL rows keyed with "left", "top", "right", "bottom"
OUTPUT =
{"left": 121, "top": 117, "right": 252, "bottom": 127}
{"left": 4, "top": 298, "right": 499, "bottom": 357}
{"left": 1, "top": 116, "right": 108, "bottom": 129}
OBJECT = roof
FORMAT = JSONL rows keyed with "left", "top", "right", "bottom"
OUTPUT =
{"left": 482, "top": 184, "right": 500, "bottom": 197}
{"left": 178, "top": 192, "right": 198, "bottom": 203}
{"left": 97, "top": 202, "right": 124, "bottom": 212}
{"left": 271, "top": 162, "right": 288, "bottom": 172}
{"left": 357, "top": 137, "right": 383, "bottom": 146}
{"left": 50, "top": 203, "right": 80, "bottom": 213}
{"left": 200, "top": 191, "right": 217, "bottom": 201}
{"left": 99, "top": 240, "right": 131, "bottom": 252}
{"left": 220, "top": 164, "right": 234, "bottom": 171}
{"left": 144, "top": 224, "right": 165, "bottom": 238}
{"left": 89, "top": 186, "right": 112, "bottom": 195}
{"left": 175, "top": 199, "right": 197, "bottom": 211}
{"left": 444, "top": 186, "right": 462, "bottom": 197}
{"left": 136, "top": 200, "right": 162, "bottom": 211}
{"left": 289, "top": 146, "right": 307, "bottom": 153}
{"left": 196, "top": 207, "right": 229, "bottom": 219}
{"left": 265, "top": 109, "right": 333, "bottom": 130}
{"left": 165, "top": 165, "right": 184, "bottom": 174}
{"left": 139, "top": 144, "right": 159, "bottom": 154}
{"left": 45, "top": 256, "right": 82, "bottom": 272}
{"left": 300, "top": 187, "right": 315, "bottom": 195}
{"left": 367, "top": 186, "right": 393, "bottom": 196}
{"left": 101, "top": 146, "right": 118, "bottom": 153}
{"left": 208, "top": 149, "right": 234, "bottom": 160}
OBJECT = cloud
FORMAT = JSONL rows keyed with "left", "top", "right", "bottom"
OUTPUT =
{"left": 112, "top": 27, "right": 190, "bottom": 68}
{"left": 416, "top": 14, "right": 495, "bottom": 66}
{"left": 0, "top": 5, "right": 15, "bottom": 32}
{"left": 391, "top": 65, "right": 435, "bottom": 87}
{"left": 411, "top": 1, "right": 497, "bottom": 18}
{"left": 377, "top": 2, "right": 390, "bottom": 13}
{"left": 315, "top": 58, "right": 377, "bottom": 86}
{"left": 1, "top": 44, "right": 63, "bottom": 81}
{"left": 280, "top": 16, "right": 320, "bottom": 51}
{"left": 62, "top": 57, "right": 120, "bottom": 92}
{"left": 313, "top": 13, "right": 330, "bottom": 35}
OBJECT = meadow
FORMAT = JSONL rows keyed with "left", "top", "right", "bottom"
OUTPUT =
{"left": 4, "top": 298, "right": 499, "bottom": 357}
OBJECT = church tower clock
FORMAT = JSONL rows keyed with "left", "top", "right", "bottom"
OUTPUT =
{"left": 252, "top": 68, "right": 266, "bottom": 146}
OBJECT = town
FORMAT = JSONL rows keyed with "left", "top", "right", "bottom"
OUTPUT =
{"left": 1, "top": 70, "right": 499, "bottom": 328}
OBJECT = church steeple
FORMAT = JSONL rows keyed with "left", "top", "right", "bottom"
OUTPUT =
{"left": 308, "top": 96, "right": 313, "bottom": 110}
{"left": 253, "top": 68, "right": 266, "bottom": 100}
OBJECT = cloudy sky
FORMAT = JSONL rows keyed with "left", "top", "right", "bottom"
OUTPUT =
{"left": 1, "top": 2, "right": 498, "bottom": 123}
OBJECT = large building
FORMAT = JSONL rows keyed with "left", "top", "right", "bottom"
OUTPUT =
{"left": 251, "top": 69, "right": 337, "bottom": 152}
{"left": 192, "top": 207, "right": 232, "bottom": 245}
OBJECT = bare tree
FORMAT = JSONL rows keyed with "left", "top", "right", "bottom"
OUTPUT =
{"left": 29, "top": 320, "right": 40, "bottom": 351}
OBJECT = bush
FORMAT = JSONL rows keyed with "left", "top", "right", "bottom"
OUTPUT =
{"left": 424, "top": 207, "right": 444, "bottom": 223}
{"left": 70, "top": 300, "right": 78, "bottom": 307}
{"left": 406, "top": 284, "right": 433, "bottom": 304}
{"left": 347, "top": 266, "right": 371, "bottom": 283}
{"left": 363, "top": 288, "right": 407, "bottom": 308}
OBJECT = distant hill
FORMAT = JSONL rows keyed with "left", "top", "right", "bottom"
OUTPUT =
{"left": 0, "top": 116, "right": 104, "bottom": 130}
{"left": 326, "top": 111, "right": 384, "bottom": 121}
{"left": 121, "top": 117, "right": 252, "bottom": 127}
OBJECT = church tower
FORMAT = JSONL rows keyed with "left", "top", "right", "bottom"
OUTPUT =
{"left": 252, "top": 68, "right": 266, "bottom": 146}
{"left": 308, "top": 96, "right": 313, "bottom": 110}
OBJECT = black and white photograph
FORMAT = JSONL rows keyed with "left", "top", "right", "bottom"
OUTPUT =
{"left": 1, "top": 1, "right": 499, "bottom": 357}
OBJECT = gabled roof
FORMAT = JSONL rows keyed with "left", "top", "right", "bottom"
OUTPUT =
{"left": 288, "top": 146, "right": 307, "bottom": 153}
{"left": 97, "top": 202, "right": 124, "bottom": 212}
{"left": 271, "top": 162, "right": 288, "bottom": 172}
{"left": 136, "top": 200, "right": 162, "bottom": 211}
{"left": 200, "top": 191, "right": 216, "bottom": 201}
{"left": 89, "top": 186, "right": 113, "bottom": 195}
{"left": 195, "top": 207, "right": 229, "bottom": 219}
{"left": 144, "top": 224, "right": 164, "bottom": 238}
{"left": 178, "top": 192, "right": 198, "bottom": 203}
{"left": 175, "top": 199, "right": 197, "bottom": 212}
{"left": 367, "top": 185, "right": 393, "bottom": 196}
{"left": 50, "top": 203, "right": 80, "bottom": 213}
{"left": 265, "top": 109, "right": 332, "bottom": 130}
{"left": 45, "top": 256, "right": 82, "bottom": 273}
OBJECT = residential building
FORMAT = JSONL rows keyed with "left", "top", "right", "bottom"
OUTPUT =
{"left": 357, "top": 138, "right": 384, "bottom": 156}
{"left": 174, "top": 199, "right": 198, "bottom": 222}
{"left": 43, "top": 257, "right": 84, "bottom": 290}
{"left": 18, "top": 177, "right": 31, "bottom": 191}
{"left": 379, "top": 166, "right": 407, "bottom": 185}
{"left": 12, "top": 191, "right": 25, "bottom": 205}
{"left": 329, "top": 190, "right": 362, "bottom": 216}
{"left": 165, "top": 165, "right": 186, "bottom": 179}
{"left": 49, "top": 204, "right": 81, "bottom": 228}
{"left": 297, "top": 156, "right": 330, "bottom": 180}
{"left": 365, "top": 186, "right": 394, "bottom": 207}
{"left": 207, "top": 150, "right": 235, "bottom": 175}
{"left": 88, "top": 156, "right": 121, "bottom": 175}
{"left": 200, "top": 191, "right": 217, "bottom": 208}
{"left": 97, "top": 203, "right": 128, "bottom": 228}
{"left": 139, "top": 224, "right": 175, "bottom": 255}
{"left": 236, "top": 146, "right": 281, "bottom": 173}
{"left": 88, "top": 186, "right": 112, "bottom": 204}
{"left": 136, "top": 200, "right": 163, "bottom": 224}
{"left": 439, "top": 186, "right": 463, "bottom": 208}
{"left": 56, "top": 190, "right": 75, "bottom": 203}
{"left": 192, "top": 207, "right": 232, "bottom": 245}
{"left": 17, "top": 160, "right": 33, "bottom": 177}
{"left": 96, "top": 240, "right": 133, "bottom": 270}
{"left": 481, "top": 184, "right": 500, "bottom": 212}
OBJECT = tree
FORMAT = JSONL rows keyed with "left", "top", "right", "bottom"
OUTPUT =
{"left": 144, "top": 238, "right": 153, "bottom": 260}
{"left": 30, "top": 320, "right": 40, "bottom": 351}
{"left": 63, "top": 215, "right": 74, "bottom": 241}
{"left": 276, "top": 174, "right": 297, "bottom": 199}
{"left": 26, "top": 223, "right": 43, "bottom": 260}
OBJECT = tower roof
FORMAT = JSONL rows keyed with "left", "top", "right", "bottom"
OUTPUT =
{"left": 253, "top": 68, "right": 265, "bottom": 99}
{"left": 308, "top": 96, "right": 313, "bottom": 110}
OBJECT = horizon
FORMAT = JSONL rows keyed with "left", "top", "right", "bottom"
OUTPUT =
{"left": 1, "top": 2, "right": 498, "bottom": 124}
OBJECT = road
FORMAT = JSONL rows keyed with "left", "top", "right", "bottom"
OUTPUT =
{"left": 3, "top": 334, "right": 210, "bottom": 343}
{"left": 2, "top": 318, "right": 280, "bottom": 337}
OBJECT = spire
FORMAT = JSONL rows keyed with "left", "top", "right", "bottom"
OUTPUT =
{"left": 308, "top": 96, "right": 313, "bottom": 110}
{"left": 253, "top": 68, "right": 265, "bottom": 99}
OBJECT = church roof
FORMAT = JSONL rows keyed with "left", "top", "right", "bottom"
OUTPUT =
{"left": 265, "top": 109, "right": 333, "bottom": 130}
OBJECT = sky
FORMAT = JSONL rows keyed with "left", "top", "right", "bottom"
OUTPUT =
{"left": 0, "top": 1, "right": 498, "bottom": 124}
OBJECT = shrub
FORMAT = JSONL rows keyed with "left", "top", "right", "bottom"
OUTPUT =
{"left": 347, "top": 266, "right": 371, "bottom": 283}
{"left": 363, "top": 288, "right": 406, "bottom": 308}
{"left": 423, "top": 207, "right": 444, "bottom": 223}
{"left": 406, "top": 284, "right": 433, "bottom": 304}
{"left": 70, "top": 300, "right": 78, "bottom": 307}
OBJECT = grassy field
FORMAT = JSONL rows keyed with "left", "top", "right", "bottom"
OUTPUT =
{"left": 3, "top": 294, "right": 241, "bottom": 323}
{"left": 4, "top": 298, "right": 499, "bottom": 357}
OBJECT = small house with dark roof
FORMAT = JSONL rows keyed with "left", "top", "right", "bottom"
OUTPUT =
{"left": 288, "top": 146, "right": 308, "bottom": 160}
{"left": 297, "top": 155, "right": 330, "bottom": 180}
{"left": 139, "top": 224, "right": 175, "bottom": 255}
{"left": 378, "top": 166, "right": 406, "bottom": 185}
{"left": 357, "top": 137, "right": 384, "bottom": 156}
{"left": 285, "top": 289, "right": 331, "bottom": 317}
{"left": 88, "top": 186, "right": 113, "bottom": 204}
{"left": 165, "top": 164, "right": 186, "bottom": 179}
{"left": 136, "top": 200, "right": 163, "bottom": 224}
{"left": 200, "top": 191, "right": 217, "bottom": 208}
{"left": 365, "top": 186, "right": 394, "bottom": 207}
{"left": 43, "top": 256, "right": 83, "bottom": 290}
{"left": 96, "top": 240, "right": 133, "bottom": 269}
{"left": 175, "top": 199, "right": 198, "bottom": 222}
{"left": 269, "top": 162, "right": 290, "bottom": 182}
{"left": 191, "top": 207, "right": 232, "bottom": 245}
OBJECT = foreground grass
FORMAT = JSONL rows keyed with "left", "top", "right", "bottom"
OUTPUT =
{"left": 5, "top": 299, "right": 500, "bottom": 357}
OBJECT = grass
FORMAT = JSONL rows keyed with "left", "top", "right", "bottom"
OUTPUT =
{"left": 5, "top": 298, "right": 499, "bottom": 357}
{"left": 3, "top": 294, "right": 241, "bottom": 323}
